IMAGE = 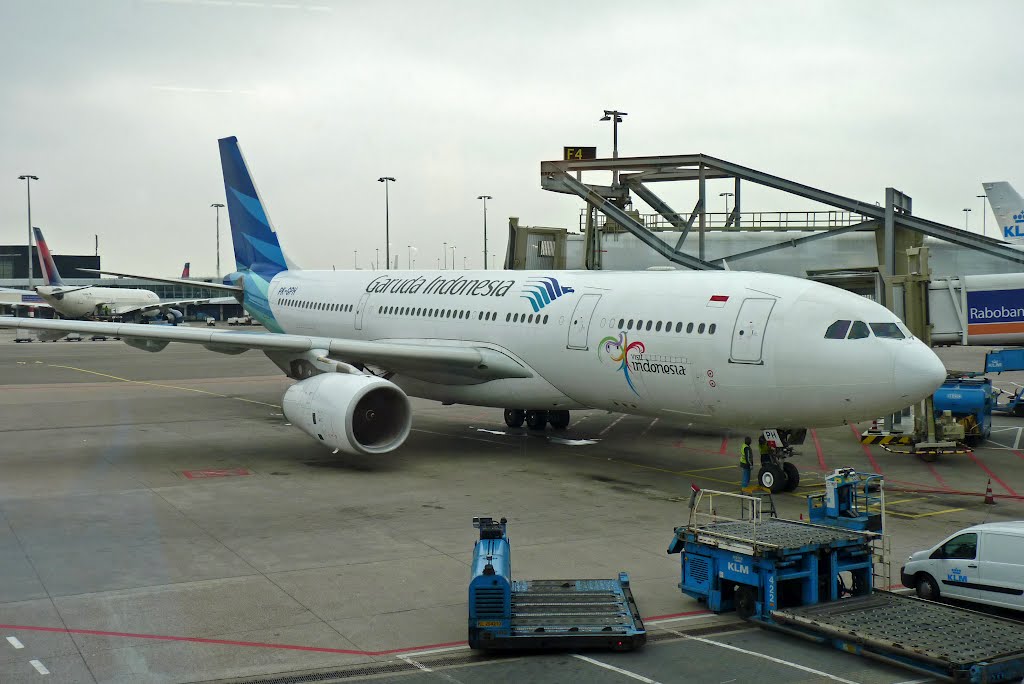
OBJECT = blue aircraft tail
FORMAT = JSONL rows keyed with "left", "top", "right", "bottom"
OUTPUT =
{"left": 218, "top": 136, "right": 298, "bottom": 280}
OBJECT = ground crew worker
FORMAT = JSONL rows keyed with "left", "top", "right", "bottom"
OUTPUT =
{"left": 758, "top": 434, "right": 771, "bottom": 465}
{"left": 739, "top": 436, "right": 753, "bottom": 489}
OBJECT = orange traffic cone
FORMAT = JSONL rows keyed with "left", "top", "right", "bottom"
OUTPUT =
{"left": 984, "top": 479, "right": 996, "bottom": 505}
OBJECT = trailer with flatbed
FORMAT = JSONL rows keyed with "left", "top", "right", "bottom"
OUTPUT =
{"left": 667, "top": 489, "right": 1024, "bottom": 682}
{"left": 468, "top": 516, "right": 646, "bottom": 652}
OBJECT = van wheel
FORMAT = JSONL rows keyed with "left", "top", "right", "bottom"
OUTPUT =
{"left": 916, "top": 573, "right": 940, "bottom": 601}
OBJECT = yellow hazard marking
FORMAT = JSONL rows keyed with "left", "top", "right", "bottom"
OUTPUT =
{"left": 887, "top": 507, "right": 965, "bottom": 519}
{"left": 677, "top": 465, "right": 737, "bottom": 474}
{"left": 860, "top": 434, "right": 914, "bottom": 445}
{"left": 45, "top": 364, "right": 282, "bottom": 408}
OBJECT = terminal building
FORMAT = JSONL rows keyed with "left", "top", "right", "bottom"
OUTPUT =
{"left": 0, "top": 244, "right": 242, "bottom": 320}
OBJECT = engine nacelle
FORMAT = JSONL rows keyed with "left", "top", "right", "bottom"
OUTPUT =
{"left": 164, "top": 308, "right": 183, "bottom": 324}
{"left": 282, "top": 373, "right": 412, "bottom": 455}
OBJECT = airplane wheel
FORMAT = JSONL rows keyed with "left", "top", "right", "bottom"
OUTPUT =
{"left": 758, "top": 465, "right": 787, "bottom": 493}
{"left": 782, "top": 462, "right": 800, "bottom": 491}
{"left": 504, "top": 409, "right": 525, "bottom": 428}
{"left": 525, "top": 410, "right": 548, "bottom": 431}
{"left": 548, "top": 410, "right": 570, "bottom": 430}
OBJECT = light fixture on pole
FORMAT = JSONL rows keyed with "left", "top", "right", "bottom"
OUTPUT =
{"left": 477, "top": 195, "right": 492, "bottom": 270}
{"left": 18, "top": 174, "right": 39, "bottom": 289}
{"left": 977, "top": 194, "right": 988, "bottom": 237}
{"left": 375, "top": 247, "right": 379, "bottom": 270}
{"left": 599, "top": 110, "right": 627, "bottom": 186}
{"left": 210, "top": 203, "right": 225, "bottom": 278}
{"left": 443, "top": 242, "right": 447, "bottom": 270}
{"left": 377, "top": 176, "right": 395, "bottom": 270}
{"left": 354, "top": 250, "right": 358, "bottom": 269}
{"left": 963, "top": 207, "right": 971, "bottom": 230}
{"left": 451, "top": 245, "right": 456, "bottom": 270}
{"left": 719, "top": 192, "right": 734, "bottom": 225}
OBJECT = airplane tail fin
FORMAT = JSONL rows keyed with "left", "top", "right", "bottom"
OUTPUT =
{"left": 33, "top": 227, "right": 65, "bottom": 286}
{"left": 983, "top": 182, "right": 1024, "bottom": 241}
{"left": 181, "top": 262, "right": 190, "bottom": 278}
{"left": 218, "top": 136, "right": 298, "bottom": 280}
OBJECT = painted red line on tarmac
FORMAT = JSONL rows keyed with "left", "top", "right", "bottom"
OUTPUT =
{"left": 0, "top": 624, "right": 463, "bottom": 657}
{"left": 925, "top": 463, "right": 949, "bottom": 490}
{"left": 850, "top": 425, "right": 883, "bottom": 474}
{"left": 643, "top": 609, "right": 711, "bottom": 621}
{"left": 966, "top": 452, "right": 1019, "bottom": 496}
{"left": 673, "top": 441, "right": 726, "bottom": 458}
{"left": 719, "top": 437, "right": 728, "bottom": 455}
{"left": 1014, "top": 450, "right": 1024, "bottom": 461}
{"left": 811, "top": 429, "right": 826, "bottom": 471}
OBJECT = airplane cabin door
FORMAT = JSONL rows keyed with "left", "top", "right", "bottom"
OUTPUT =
{"left": 566, "top": 294, "right": 601, "bottom": 350}
{"left": 355, "top": 292, "right": 372, "bottom": 330}
{"left": 730, "top": 298, "right": 775, "bottom": 364}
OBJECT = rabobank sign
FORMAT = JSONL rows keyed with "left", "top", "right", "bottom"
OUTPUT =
{"left": 967, "top": 289, "right": 1024, "bottom": 335}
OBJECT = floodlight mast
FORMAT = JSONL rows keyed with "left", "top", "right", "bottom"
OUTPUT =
{"left": 378, "top": 177, "right": 396, "bottom": 270}
{"left": 599, "top": 110, "right": 627, "bottom": 187}
{"left": 18, "top": 174, "right": 39, "bottom": 289}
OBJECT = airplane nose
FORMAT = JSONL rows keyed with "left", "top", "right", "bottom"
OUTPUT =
{"left": 894, "top": 343, "right": 947, "bottom": 402}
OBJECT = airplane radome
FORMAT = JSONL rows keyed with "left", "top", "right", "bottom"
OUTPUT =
{"left": 0, "top": 137, "right": 948, "bottom": 462}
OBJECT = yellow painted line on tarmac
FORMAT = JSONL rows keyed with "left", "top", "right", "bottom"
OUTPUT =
{"left": 888, "top": 507, "right": 964, "bottom": 520}
{"left": 45, "top": 364, "right": 282, "bottom": 408}
{"left": 677, "top": 465, "right": 737, "bottom": 474}
{"left": 885, "top": 497, "right": 927, "bottom": 506}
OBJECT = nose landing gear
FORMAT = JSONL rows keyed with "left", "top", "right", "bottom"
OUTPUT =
{"left": 503, "top": 409, "right": 570, "bottom": 431}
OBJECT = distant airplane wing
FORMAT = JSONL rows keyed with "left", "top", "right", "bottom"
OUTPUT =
{"left": 77, "top": 268, "right": 243, "bottom": 293}
{"left": 0, "top": 318, "right": 533, "bottom": 381}
{"left": 0, "top": 288, "right": 53, "bottom": 310}
{"left": 114, "top": 298, "right": 222, "bottom": 316}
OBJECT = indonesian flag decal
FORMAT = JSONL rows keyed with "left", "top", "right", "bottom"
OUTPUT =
{"left": 707, "top": 294, "right": 729, "bottom": 308}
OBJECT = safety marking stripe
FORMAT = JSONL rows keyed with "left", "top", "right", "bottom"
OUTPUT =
{"left": 6, "top": 636, "right": 23, "bottom": 649}
{"left": 858, "top": 434, "right": 914, "bottom": 444}
{"left": 45, "top": 364, "right": 282, "bottom": 408}
{"left": 665, "top": 630, "right": 859, "bottom": 683}
{"left": 811, "top": 429, "right": 826, "bottom": 471}
{"left": 573, "top": 654, "right": 662, "bottom": 684}
{"left": 599, "top": 414, "right": 627, "bottom": 436}
{"left": 851, "top": 426, "right": 883, "bottom": 473}
{"left": 887, "top": 508, "right": 964, "bottom": 520}
{"left": 966, "top": 452, "right": 1019, "bottom": 496}
{"left": 30, "top": 659, "right": 49, "bottom": 674}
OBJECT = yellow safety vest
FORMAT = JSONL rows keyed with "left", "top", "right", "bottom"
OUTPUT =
{"left": 739, "top": 444, "right": 752, "bottom": 468}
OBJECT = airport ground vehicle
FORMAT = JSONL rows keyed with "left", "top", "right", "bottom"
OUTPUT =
{"left": 206, "top": 317, "right": 216, "bottom": 326}
{"left": 468, "top": 517, "right": 645, "bottom": 651}
{"left": 901, "top": 522, "right": 1024, "bottom": 613}
{"left": 227, "top": 315, "right": 253, "bottom": 326}
{"left": 932, "top": 377, "right": 994, "bottom": 446}
{"left": 669, "top": 489, "right": 1024, "bottom": 682}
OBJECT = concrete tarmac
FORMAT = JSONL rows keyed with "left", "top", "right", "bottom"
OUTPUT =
{"left": 0, "top": 328, "right": 1020, "bottom": 683}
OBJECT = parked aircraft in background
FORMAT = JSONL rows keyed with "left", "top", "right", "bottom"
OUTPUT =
{"left": 1, "top": 137, "right": 948, "bottom": 466}
{"left": 182, "top": 262, "right": 190, "bottom": 278}
{"left": 983, "top": 182, "right": 1024, "bottom": 240}
{"left": 2, "top": 227, "right": 210, "bottom": 322}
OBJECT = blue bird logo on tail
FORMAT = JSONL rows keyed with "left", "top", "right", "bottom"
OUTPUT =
{"left": 521, "top": 277, "right": 574, "bottom": 312}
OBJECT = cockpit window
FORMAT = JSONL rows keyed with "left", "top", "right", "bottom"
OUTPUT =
{"left": 870, "top": 322, "right": 905, "bottom": 339}
{"left": 825, "top": 320, "right": 851, "bottom": 339}
{"left": 848, "top": 321, "right": 870, "bottom": 339}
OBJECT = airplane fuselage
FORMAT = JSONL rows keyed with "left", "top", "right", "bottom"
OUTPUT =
{"left": 251, "top": 268, "right": 943, "bottom": 429}
{"left": 37, "top": 286, "right": 160, "bottom": 319}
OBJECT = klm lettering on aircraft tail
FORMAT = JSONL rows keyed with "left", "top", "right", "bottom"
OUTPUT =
{"left": 982, "top": 181, "right": 1024, "bottom": 241}
{"left": 1005, "top": 211, "right": 1024, "bottom": 240}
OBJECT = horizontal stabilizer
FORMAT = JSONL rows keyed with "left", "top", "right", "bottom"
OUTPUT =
{"left": 77, "top": 269, "right": 243, "bottom": 293}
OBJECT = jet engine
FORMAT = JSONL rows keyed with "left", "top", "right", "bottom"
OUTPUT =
{"left": 282, "top": 373, "right": 412, "bottom": 455}
{"left": 164, "top": 309, "right": 183, "bottom": 324}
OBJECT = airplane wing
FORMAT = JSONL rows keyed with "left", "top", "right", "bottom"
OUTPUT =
{"left": 0, "top": 289, "right": 53, "bottom": 310}
{"left": 77, "top": 269, "right": 243, "bottom": 293}
{"left": 113, "top": 298, "right": 223, "bottom": 317}
{"left": 0, "top": 317, "right": 533, "bottom": 381}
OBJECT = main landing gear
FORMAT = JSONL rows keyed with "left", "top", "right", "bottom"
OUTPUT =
{"left": 504, "top": 409, "right": 570, "bottom": 431}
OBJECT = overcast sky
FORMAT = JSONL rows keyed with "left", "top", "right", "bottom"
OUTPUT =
{"left": 1, "top": 0, "right": 1022, "bottom": 276}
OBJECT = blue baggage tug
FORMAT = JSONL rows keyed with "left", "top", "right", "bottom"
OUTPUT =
{"left": 669, "top": 489, "right": 1024, "bottom": 682}
{"left": 468, "top": 517, "right": 646, "bottom": 652}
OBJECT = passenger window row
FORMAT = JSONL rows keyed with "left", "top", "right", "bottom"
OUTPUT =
{"left": 825, "top": 320, "right": 906, "bottom": 340}
{"left": 614, "top": 318, "right": 717, "bottom": 335}
{"left": 281, "top": 299, "right": 353, "bottom": 312}
{"left": 376, "top": 305, "right": 549, "bottom": 324}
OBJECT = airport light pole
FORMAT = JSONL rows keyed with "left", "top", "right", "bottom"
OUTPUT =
{"left": 719, "top": 192, "right": 733, "bottom": 224}
{"left": 477, "top": 195, "right": 492, "bottom": 270}
{"left": 599, "top": 110, "right": 627, "bottom": 187}
{"left": 377, "top": 177, "right": 395, "bottom": 270}
{"left": 354, "top": 249, "right": 357, "bottom": 269}
{"left": 451, "top": 245, "right": 456, "bottom": 271}
{"left": 977, "top": 194, "right": 988, "bottom": 237}
{"left": 443, "top": 241, "right": 447, "bottom": 269}
{"left": 18, "top": 175, "right": 38, "bottom": 289}
{"left": 963, "top": 207, "right": 971, "bottom": 230}
{"left": 210, "top": 203, "right": 225, "bottom": 278}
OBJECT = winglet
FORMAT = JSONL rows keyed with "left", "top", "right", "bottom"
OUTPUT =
{"left": 33, "top": 227, "right": 64, "bottom": 286}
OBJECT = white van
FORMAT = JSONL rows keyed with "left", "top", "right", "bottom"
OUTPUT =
{"left": 901, "top": 522, "right": 1024, "bottom": 612}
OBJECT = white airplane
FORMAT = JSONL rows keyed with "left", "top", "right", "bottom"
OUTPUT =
{"left": 2, "top": 227, "right": 209, "bottom": 323}
{"left": 982, "top": 181, "right": 1024, "bottom": 241}
{"left": 2, "top": 137, "right": 947, "bottom": 476}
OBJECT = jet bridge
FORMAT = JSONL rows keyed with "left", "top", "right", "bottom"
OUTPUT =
{"left": 540, "top": 154, "right": 1024, "bottom": 309}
